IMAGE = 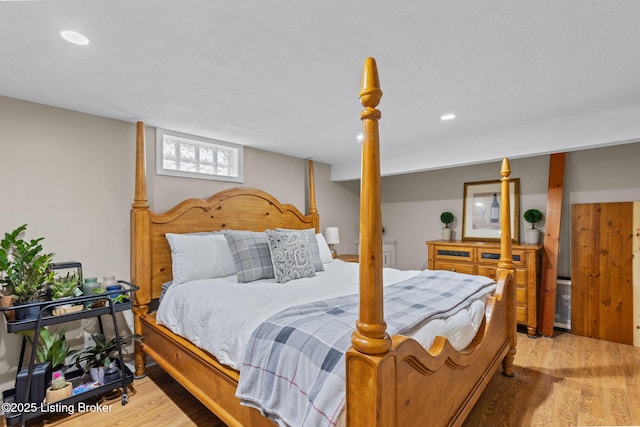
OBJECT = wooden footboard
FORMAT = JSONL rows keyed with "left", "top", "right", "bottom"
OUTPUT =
{"left": 346, "top": 270, "right": 515, "bottom": 427}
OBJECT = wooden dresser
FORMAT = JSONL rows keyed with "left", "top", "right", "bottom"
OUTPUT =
{"left": 426, "top": 240, "right": 543, "bottom": 336}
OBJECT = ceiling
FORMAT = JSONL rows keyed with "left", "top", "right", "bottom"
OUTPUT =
{"left": 2, "top": 1, "right": 640, "bottom": 181}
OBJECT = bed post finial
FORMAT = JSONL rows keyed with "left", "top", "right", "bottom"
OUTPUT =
{"left": 351, "top": 57, "right": 391, "bottom": 355}
{"left": 498, "top": 158, "right": 514, "bottom": 272}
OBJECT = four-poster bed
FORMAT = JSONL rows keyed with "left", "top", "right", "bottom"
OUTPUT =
{"left": 131, "top": 57, "right": 516, "bottom": 426}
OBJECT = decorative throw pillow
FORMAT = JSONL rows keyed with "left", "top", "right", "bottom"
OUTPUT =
{"left": 316, "top": 233, "right": 334, "bottom": 264}
{"left": 224, "top": 230, "right": 275, "bottom": 283}
{"left": 276, "top": 228, "right": 324, "bottom": 272}
{"left": 165, "top": 233, "right": 237, "bottom": 284}
{"left": 266, "top": 230, "right": 316, "bottom": 283}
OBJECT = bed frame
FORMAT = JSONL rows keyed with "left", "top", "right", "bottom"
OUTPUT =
{"left": 131, "top": 57, "right": 516, "bottom": 427}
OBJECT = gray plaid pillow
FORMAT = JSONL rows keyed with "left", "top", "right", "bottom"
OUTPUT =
{"left": 224, "top": 231, "right": 275, "bottom": 283}
{"left": 266, "top": 230, "right": 316, "bottom": 283}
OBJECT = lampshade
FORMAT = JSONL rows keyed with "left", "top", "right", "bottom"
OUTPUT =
{"left": 324, "top": 227, "right": 340, "bottom": 245}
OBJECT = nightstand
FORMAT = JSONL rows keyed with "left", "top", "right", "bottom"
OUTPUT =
{"left": 336, "top": 254, "right": 359, "bottom": 263}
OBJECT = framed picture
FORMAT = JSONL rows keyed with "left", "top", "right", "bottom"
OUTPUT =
{"left": 462, "top": 178, "right": 520, "bottom": 242}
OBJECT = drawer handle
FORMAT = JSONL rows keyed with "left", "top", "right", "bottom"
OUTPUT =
{"left": 451, "top": 268, "right": 455, "bottom": 272}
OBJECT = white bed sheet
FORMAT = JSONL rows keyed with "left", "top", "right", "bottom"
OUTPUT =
{"left": 156, "top": 260, "right": 488, "bottom": 370}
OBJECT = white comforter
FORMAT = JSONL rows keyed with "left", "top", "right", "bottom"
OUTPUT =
{"left": 156, "top": 260, "right": 487, "bottom": 370}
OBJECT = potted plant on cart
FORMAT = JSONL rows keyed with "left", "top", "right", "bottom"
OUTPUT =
{"left": 0, "top": 224, "right": 55, "bottom": 321}
{"left": 18, "top": 326, "right": 76, "bottom": 403}
{"left": 523, "top": 209, "right": 543, "bottom": 244}
{"left": 49, "top": 272, "right": 83, "bottom": 315}
{"left": 440, "top": 211, "right": 454, "bottom": 241}
{"left": 39, "top": 327, "right": 76, "bottom": 402}
{"left": 72, "top": 333, "right": 141, "bottom": 384}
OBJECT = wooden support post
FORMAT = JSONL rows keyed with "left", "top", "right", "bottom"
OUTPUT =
{"left": 538, "top": 153, "right": 566, "bottom": 337}
{"left": 633, "top": 202, "right": 640, "bottom": 346}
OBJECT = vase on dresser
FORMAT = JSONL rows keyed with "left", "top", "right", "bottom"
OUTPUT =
{"left": 441, "top": 227, "right": 452, "bottom": 241}
{"left": 524, "top": 228, "right": 541, "bottom": 244}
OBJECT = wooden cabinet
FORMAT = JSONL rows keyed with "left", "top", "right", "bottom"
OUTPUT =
{"left": 426, "top": 240, "right": 543, "bottom": 336}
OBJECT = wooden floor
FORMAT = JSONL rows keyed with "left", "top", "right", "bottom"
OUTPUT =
{"left": 5, "top": 331, "right": 640, "bottom": 426}
{"left": 463, "top": 331, "right": 640, "bottom": 427}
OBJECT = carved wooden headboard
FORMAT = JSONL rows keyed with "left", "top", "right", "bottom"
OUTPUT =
{"left": 130, "top": 122, "right": 319, "bottom": 311}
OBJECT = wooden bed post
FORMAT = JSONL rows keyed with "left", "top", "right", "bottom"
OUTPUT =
{"left": 351, "top": 57, "right": 391, "bottom": 355}
{"left": 307, "top": 160, "right": 320, "bottom": 232}
{"left": 346, "top": 57, "right": 396, "bottom": 427}
{"left": 131, "top": 121, "right": 151, "bottom": 378}
{"left": 497, "top": 158, "right": 516, "bottom": 377}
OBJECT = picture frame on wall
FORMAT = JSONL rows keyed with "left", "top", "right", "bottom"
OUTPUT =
{"left": 462, "top": 178, "right": 520, "bottom": 242}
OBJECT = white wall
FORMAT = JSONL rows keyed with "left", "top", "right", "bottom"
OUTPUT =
{"left": 0, "top": 96, "right": 359, "bottom": 395}
{"left": 377, "top": 143, "right": 640, "bottom": 272}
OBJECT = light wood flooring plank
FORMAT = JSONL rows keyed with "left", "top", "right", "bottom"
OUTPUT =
{"left": 464, "top": 331, "right": 640, "bottom": 427}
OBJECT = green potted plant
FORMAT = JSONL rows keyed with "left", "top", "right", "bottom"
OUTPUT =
{"left": 46, "top": 370, "right": 72, "bottom": 403}
{"left": 21, "top": 326, "right": 77, "bottom": 372}
{"left": 49, "top": 272, "right": 83, "bottom": 315}
{"left": 523, "top": 209, "right": 543, "bottom": 244}
{"left": 50, "top": 272, "right": 82, "bottom": 300}
{"left": 72, "top": 333, "right": 141, "bottom": 384}
{"left": 0, "top": 224, "right": 55, "bottom": 320}
{"left": 440, "top": 211, "right": 454, "bottom": 241}
{"left": 18, "top": 326, "right": 77, "bottom": 402}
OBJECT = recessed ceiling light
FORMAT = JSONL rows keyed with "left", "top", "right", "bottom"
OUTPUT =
{"left": 356, "top": 133, "right": 364, "bottom": 142}
{"left": 440, "top": 113, "right": 456, "bottom": 121}
{"left": 60, "top": 30, "right": 89, "bottom": 46}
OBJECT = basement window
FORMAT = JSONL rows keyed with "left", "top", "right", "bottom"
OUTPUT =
{"left": 156, "top": 128, "right": 243, "bottom": 183}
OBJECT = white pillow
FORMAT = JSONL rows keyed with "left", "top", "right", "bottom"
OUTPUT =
{"left": 316, "top": 233, "right": 333, "bottom": 263}
{"left": 165, "top": 233, "right": 237, "bottom": 284}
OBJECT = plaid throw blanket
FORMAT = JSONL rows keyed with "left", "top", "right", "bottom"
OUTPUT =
{"left": 236, "top": 270, "right": 496, "bottom": 427}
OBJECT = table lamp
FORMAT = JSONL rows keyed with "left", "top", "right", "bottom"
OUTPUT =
{"left": 324, "top": 227, "right": 340, "bottom": 257}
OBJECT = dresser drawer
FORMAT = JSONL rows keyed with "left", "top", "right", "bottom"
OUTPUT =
{"left": 476, "top": 248, "right": 526, "bottom": 267}
{"left": 433, "top": 261, "right": 476, "bottom": 275}
{"left": 516, "top": 305, "right": 527, "bottom": 324}
{"left": 476, "top": 266, "right": 526, "bottom": 286}
{"left": 516, "top": 284, "right": 527, "bottom": 305}
{"left": 432, "top": 246, "right": 474, "bottom": 262}
{"left": 477, "top": 266, "right": 498, "bottom": 281}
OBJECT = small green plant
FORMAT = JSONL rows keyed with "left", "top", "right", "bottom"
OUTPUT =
{"left": 50, "top": 370, "right": 68, "bottom": 390}
{"left": 523, "top": 209, "right": 543, "bottom": 229}
{"left": 72, "top": 333, "right": 141, "bottom": 372}
{"left": 440, "top": 211, "right": 454, "bottom": 228}
{"left": 0, "top": 224, "right": 55, "bottom": 303}
{"left": 50, "top": 272, "right": 82, "bottom": 300}
{"left": 20, "top": 326, "right": 77, "bottom": 372}
{"left": 92, "top": 286, "right": 129, "bottom": 304}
